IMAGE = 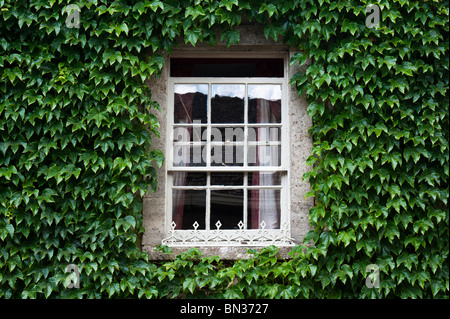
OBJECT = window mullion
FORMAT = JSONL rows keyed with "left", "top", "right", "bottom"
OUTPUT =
{"left": 243, "top": 84, "right": 249, "bottom": 229}
{"left": 206, "top": 172, "right": 211, "bottom": 231}
{"left": 205, "top": 83, "right": 212, "bottom": 230}
{"left": 207, "top": 82, "right": 211, "bottom": 169}
{"left": 243, "top": 172, "right": 248, "bottom": 229}
{"left": 244, "top": 83, "right": 248, "bottom": 169}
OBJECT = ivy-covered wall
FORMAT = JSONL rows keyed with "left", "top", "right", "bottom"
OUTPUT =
{"left": 0, "top": 0, "right": 448, "bottom": 298}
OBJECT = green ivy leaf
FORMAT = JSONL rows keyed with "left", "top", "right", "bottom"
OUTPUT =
{"left": 149, "top": 0, "right": 164, "bottom": 12}
{"left": 337, "top": 229, "right": 356, "bottom": 247}
{"left": 223, "top": 285, "right": 244, "bottom": 299}
{"left": 219, "top": 0, "right": 239, "bottom": 11}
{"left": 307, "top": 101, "right": 325, "bottom": 117}
{"left": 259, "top": 3, "right": 278, "bottom": 17}
{"left": 182, "top": 277, "right": 197, "bottom": 294}
{"left": 220, "top": 29, "right": 240, "bottom": 47}
{"left": 185, "top": 29, "right": 201, "bottom": 46}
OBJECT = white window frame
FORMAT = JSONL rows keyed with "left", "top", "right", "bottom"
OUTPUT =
{"left": 163, "top": 51, "right": 293, "bottom": 247}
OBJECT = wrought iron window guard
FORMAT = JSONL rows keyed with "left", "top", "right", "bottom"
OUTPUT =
{"left": 162, "top": 220, "right": 294, "bottom": 246}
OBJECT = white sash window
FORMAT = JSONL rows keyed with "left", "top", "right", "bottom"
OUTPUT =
{"left": 163, "top": 53, "right": 292, "bottom": 246}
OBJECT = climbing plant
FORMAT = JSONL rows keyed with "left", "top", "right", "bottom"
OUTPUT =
{"left": 288, "top": 0, "right": 449, "bottom": 298}
{"left": 0, "top": 0, "right": 448, "bottom": 298}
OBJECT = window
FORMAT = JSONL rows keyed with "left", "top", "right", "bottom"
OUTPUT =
{"left": 163, "top": 53, "right": 292, "bottom": 246}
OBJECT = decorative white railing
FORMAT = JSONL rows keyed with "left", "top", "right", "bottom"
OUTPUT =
{"left": 162, "top": 220, "right": 294, "bottom": 246}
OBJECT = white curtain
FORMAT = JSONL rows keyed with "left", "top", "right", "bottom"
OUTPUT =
{"left": 172, "top": 93, "right": 194, "bottom": 229}
{"left": 251, "top": 99, "right": 280, "bottom": 229}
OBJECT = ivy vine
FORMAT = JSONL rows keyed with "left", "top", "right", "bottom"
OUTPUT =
{"left": 0, "top": 0, "right": 448, "bottom": 298}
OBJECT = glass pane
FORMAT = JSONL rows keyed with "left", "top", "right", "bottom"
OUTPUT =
{"left": 247, "top": 127, "right": 281, "bottom": 143}
{"left": 211, "top": 126, "right": 245, "bottom": 143}
{"left": 211, "top": 84, "right": 245, "bottom": 123}
{"left": 172, "top": 190, "right": 206, "bottom": 230}
{"left": 211, "top": 173, "right": 244, "bottom": 186}
{"left": 248, "top": 172, "right": 281, "bottom": 186}
{"left": 173, "top": 126, "right": 206, "bottom": 143}
{"left": 170, "top": 58, "right": 284, "bottom": 77}
{"left": 211, "top": 144, "right": 244, "bottom": 166}
{"left": 247, "top": 145, "right": 281, "bottom": 166}
{"left": 247, "top": 189, "right": 280, "bottom": 229}
{"left": 173, "top": 172, "right": 206, "bottom": 186}
{"left": 174, "top": 84, "right": 208, "bottom": 124}
{"left": 210, "top": 190, "right": 244, "bottom": 229}
{"left": 248, "top": 85, "right": 282, "bottom": 123}
{"left": 172, "top": 144, "right": 206, "bottom": 167}
{"left": 185, "top": 172, "right": 206, "bottom": 186}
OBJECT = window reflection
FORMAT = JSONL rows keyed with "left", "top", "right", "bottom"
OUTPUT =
{"left": 211, "top": 84, "right": 245, "bottom": 123}
{"left": 248, "top": 85, "right": 281, "bottom": 124}
{"left": 210, "top": 190, "right": 244, "bottom": 229}
{"left": 248, "top": 189, "right": 280, "bottom": 229}
{"left": 172, "top": 190, "right": 206, "bottom": 230}
{"left": 174, "top": 84, "right": 208, "bottom": 124}
{"left": 211, "top": 173, "right": 244, "bottom": 186}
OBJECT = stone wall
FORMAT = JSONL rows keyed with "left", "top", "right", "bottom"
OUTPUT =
{"left": 142, "top": 24, "right": 314, "bottom": 260}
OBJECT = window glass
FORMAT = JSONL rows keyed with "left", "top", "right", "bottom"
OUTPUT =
{"left": 210, "top": 190, "right": 244, "bottom": 229}
{"left": 172, "top": 190, "right": 206, "bottom": 230}
{"left": 248, "top": 189, "right": 281, "bottom": 229}
{"left": 247, "top": 145, "right": 281, "bottom": 167}
{"left": 211, "top": 173, "right": 244, "bottom": 185}
{"left": 174, "top": 84, "right": 208, "bottom": 124}
{"left": 248, "top": 172, "right": 281, "bottom": 186}
{"left": 172, "top": 143, "right": 207, "bottom": 167}
{"left": 248, "top": 85, "right": 282, "bottom": 124}
{"left": 170, "top": 58, "right": 284, "bottom": 77}
{"left": 178, "top": 172, "right": 207, "bottom": 186}
{"left": 211, "top": 84, "right": 245, "bottom": 124}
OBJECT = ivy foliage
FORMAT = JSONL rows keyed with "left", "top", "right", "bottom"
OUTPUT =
{"left": 0, "top": 0, "right": 448, "bottom": 298}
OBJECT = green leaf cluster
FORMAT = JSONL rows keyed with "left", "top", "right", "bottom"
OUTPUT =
{"left": 0, "top": 0, "right": 162, "bottom": 298}
{"left": 0, "top": 0, "right": 448, "bottom": 299}
{"left": 292, "top": 0, "right": 449, "bottom": 298}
